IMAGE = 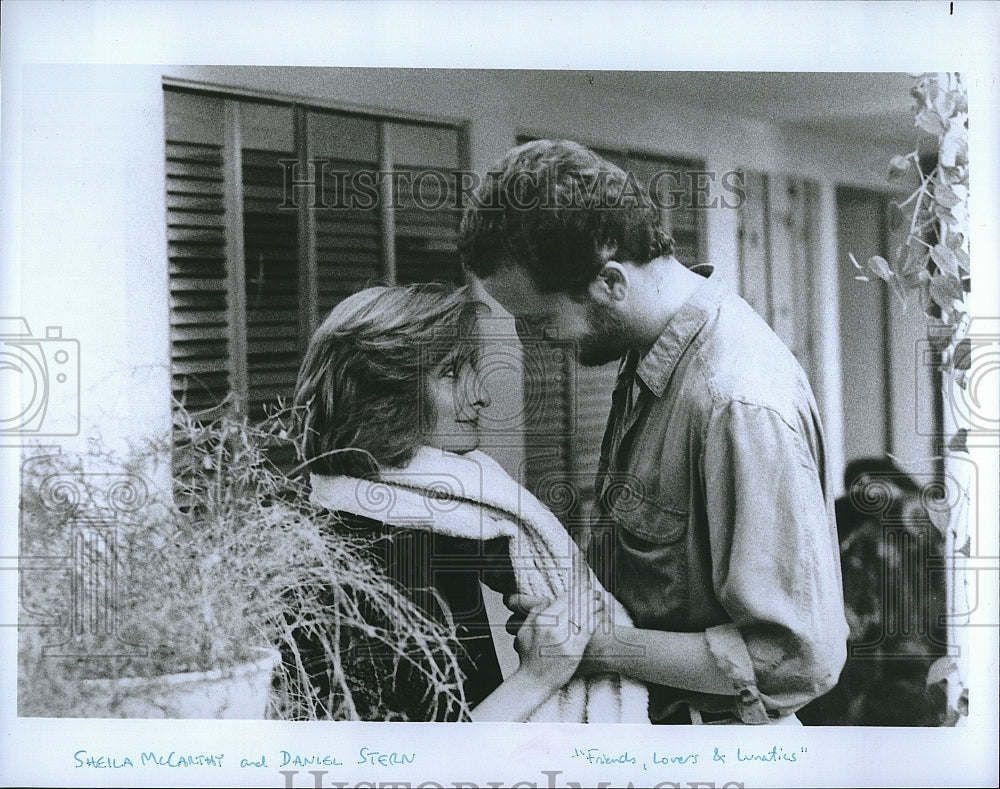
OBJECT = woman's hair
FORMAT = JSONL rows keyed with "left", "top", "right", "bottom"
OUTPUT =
{"left": 293, "top": 283, "right": 482, "bottom": 478}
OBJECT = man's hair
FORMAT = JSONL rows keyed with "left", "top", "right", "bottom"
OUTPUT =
{"left": 459, "top": 139, "right": 673, "bottom": 294}
{"left": 293, "top": 283, "right": 481, "bottom": 478}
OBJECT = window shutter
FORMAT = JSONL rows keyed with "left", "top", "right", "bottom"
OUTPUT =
{"left": 738, "top": 172, "right": 822, "bottom": 386}
{"left": 309, "top": 112, "right": 384, "bottom": 317}
{"left": 165, "top": 92, "right": 230, "bottom": 413}
{"left": 236, "top": 103, "right": 298, "bottom": 420}
{"left": 241, "top": 146, "right": 299, "bottom": 419}
{"left": 390, "top": 122, "right": 464, "bottom": 285}
{"left": 522, "top": 336, "right": 577, "bottom": 511}
{"left": 165, "top": 87, "right": 470, "bottom": 428}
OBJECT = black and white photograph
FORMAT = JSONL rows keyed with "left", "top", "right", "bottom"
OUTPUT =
{"left": 2, "top": 2, "right": 998, "bottom": 787}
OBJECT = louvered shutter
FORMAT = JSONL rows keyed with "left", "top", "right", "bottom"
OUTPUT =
{"left": 165, "top": 91, "right": 230, "bottom": 413}
{"left": 391, "top": 122, "right": 464, "bottom": 285}
{"left": 237, "top": 105, "right": 298, "bottom": 420}
{"left": 521, "top": 333, "right": 577, "bottom": 509}
{"left": 309, "top": 112, "right": 384, "bottom": 317}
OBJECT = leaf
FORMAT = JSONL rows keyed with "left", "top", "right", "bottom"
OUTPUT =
{"left": 900, "top": 251, "right": 929, "bottom": 282}
{"left": 954, "top": 247, "right": 970, "bottom": 272}
{"left": 903, "top": 263, "right": 931, "bottom": 294}
{"left": 867, "top": 255, "right": 893, "bottom": 281}
{"left": 915, "top": 108, "right": 946, "bottom": 137}
{"left": 929, "top": 274, "right": 963, "bottom": 311}
{"left": 954, "top": 337, "right": 973, "bottom": 371}
{"left": 926, "top": 656, "right": 958, "bottom": 687}
{"left": 888, "top": 154, "right": 912, "bottom": 178}
{"left": 948, "top": 428, "right": 969, "bottom": 453}
{"left": 949, "top": 89, "right": 969, "bottom": 116}
{"left": 931, "top": 243, "right": 960, "bottom": 278}
{"left": 939, "top": 165, "right": 962, "bottom": 185}
{"left": 935, "top": 183, "right": 961, "bottom": 208}
{"left": 940, "top": 128, "right": 969, "bottom": 168}
{"left": 944, "top": 230, "right": 964, "bottom": 250}
{"left": 934, "top": 201, "right": 958, "bottom": 226}
{"left": 938, "top": 88, "right": 957, "bottom": 118}
{"left": 958, "top": 687, "right": 969, "bottom": 717}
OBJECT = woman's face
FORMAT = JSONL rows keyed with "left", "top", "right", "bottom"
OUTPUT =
{"left": 422, "top": 356, "right": 491, "bottom": 454}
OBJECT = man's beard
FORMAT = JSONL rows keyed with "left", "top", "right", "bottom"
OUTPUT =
{"left": 577, "top": 299, "right": 631, "bottom": 367}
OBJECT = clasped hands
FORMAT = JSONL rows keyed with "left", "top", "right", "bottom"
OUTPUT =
{"left": 502, "top": 587, "right": 611, "bottom": 690}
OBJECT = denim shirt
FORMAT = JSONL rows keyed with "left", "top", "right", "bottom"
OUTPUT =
{"left": 590, "top": 266, "right": 849, "bottom": 723}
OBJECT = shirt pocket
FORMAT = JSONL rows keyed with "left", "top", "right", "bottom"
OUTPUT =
{"left": 608, "top": 485, "right": 690, "bottom": 630}
{"left": 610, "top": 484, "right": 688, "bottom": 545}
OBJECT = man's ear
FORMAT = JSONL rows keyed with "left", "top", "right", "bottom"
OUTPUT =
{"left": 589, "top": 262, "right": 629, "bottom": 303}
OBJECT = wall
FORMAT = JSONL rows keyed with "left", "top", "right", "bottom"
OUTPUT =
{"left": 13, "top": 66, "right": 172, "bottom": 458}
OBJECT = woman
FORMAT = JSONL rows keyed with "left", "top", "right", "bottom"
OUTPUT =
{"left": 291, "top": 283, "right": 646, "bottom": 722}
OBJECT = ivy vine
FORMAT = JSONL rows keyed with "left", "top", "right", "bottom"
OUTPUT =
{"left": 851, "top": 72, "right": 971, "bottom": 384}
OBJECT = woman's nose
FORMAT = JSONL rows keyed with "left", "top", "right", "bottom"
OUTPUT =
{"left": 466, "top": 372, "right": 492, "bottom": 412}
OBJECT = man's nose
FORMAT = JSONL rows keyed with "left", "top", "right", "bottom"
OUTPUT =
{"left": 472, "top": 382, "right": 492, "bottom": 410}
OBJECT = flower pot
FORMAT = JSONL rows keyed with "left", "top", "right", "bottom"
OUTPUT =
{"left": 80, "top": 648, "right": 279, "bottom": 719}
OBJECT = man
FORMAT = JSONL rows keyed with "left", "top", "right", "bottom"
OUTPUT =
{"left": 459, "top": 139, "right": 848, "bottom": 724}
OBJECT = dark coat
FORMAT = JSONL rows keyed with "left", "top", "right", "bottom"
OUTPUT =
{"left": 283, "top": 511, "right": 515, "bottom": 721}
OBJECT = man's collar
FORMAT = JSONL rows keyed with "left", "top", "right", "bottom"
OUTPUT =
{"left": 632, "top": 264, "right": 720, "bottom": 397}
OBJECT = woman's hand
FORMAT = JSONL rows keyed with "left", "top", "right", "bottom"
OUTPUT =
{"left": 468, "top": 588, "right": 606, "bottom": 722}
{"left": 507, "top": 590, "right": 605, "bottom": 691}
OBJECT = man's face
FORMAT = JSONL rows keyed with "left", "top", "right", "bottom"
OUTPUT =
{"left": 477, "top": 265, "right": 631, "bottom": 367}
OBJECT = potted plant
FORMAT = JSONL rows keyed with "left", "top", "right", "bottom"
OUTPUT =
{"left": 17, "top": 402, "right": 467, "bottom": 720}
